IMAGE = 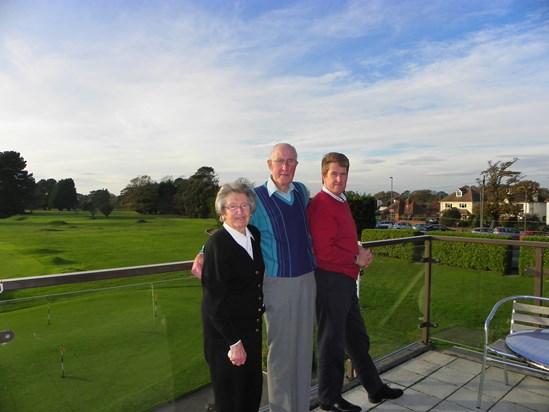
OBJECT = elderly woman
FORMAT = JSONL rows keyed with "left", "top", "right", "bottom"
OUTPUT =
{"left": 201, "top": 182, "right": 265, "bottom": 412}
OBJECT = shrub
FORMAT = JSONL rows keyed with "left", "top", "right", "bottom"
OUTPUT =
{"left": 362, "top": 230, "right": 514, "bottom": 274}
{"left": 429, "top": 232, "right": 512, "bottom": 274}
{"left": 361, "top": 229, "right": 422, "bottom": 262}
{"left": 518, "top": 235, "right": 549, "bottom": 276}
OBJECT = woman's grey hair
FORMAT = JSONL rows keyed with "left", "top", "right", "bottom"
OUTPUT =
{"left": 215, "top": 181, "right": 257, "bottom": 221}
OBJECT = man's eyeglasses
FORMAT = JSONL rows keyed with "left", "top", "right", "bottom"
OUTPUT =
{"left": 270, "top": 159, "right": 298, "bottom": 167}
{"left": 224, "top": 204, "right": 251, "bottom": 213}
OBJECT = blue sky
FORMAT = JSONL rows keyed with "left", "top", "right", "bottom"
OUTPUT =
{"left": 1, "top": 0, "right": 548, "bottom": 196}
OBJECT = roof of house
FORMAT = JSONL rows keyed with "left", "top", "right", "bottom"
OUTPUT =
{"left": 441, "top": 186, "right": 480, "bottom": 203}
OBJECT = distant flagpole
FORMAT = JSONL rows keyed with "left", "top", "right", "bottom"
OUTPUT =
{"left": 151, "top": 284, "right": 157, "bottom": 326}
{"left": 60, "top": 345, "right": 66, "bottom": 378}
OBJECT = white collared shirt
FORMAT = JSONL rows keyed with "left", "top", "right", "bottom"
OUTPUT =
{"left": 223, "top": 222, "right": 254, "bottom": 259}
{"left": 322, "top": 185, "right": 346, "bottom": 203}
{"left": 267, "top": 176, "right": 295, "bottom": 201}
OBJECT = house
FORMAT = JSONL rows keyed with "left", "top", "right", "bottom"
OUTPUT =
{"left": 380, "top": 198, "right": 439, "bottom": 222}
{"left": 501, "top": 183, "right": 546, "bottom": 223}
{"left": 403, "top": 200, "right": 433, "bottom": 220}
{"left": 441, "top": 186, "right": 547, "bottom": 225}
{"left": 379, "top": 199, "right": 403, "bottom": 222}
{"left": 515, "top": 199, "right": 546, "bottom": 220}
{"left": 439, "top": 187, "right": 480, "bottom": 221}
{"left": 510, "top": 192, "right": 548, "bottom": 225}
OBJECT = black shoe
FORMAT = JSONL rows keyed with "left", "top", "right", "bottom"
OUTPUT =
{"left": 319, "top": 398, "right": 362, "bottom": 412}
{"left": 368, "top": 384, "right": 404, "bottom": 403}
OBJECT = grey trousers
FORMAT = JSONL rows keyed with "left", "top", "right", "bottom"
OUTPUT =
{"left": 263, "top": 271, "right": 316, "bottom": 412}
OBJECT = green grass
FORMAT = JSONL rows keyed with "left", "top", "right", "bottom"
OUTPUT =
{"left": 0, "top": 211, "right": 544, "bottom": 410}
{"left": 0, "top": 210, "right": 216, "bottom": 278}
{"left": 361, "top": 254, "right": 540, "bottom": 358}
{"left": 1, "top": 211, "right": 216, "bottom": 411}
{"left": 1, "top": 280, "right": 208, "bottom": 411}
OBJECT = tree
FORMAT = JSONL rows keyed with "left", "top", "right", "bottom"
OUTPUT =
{"left": 158, "top": 177, "right": 178, "bottom": 214}
{"left": 31, "top": 178, "right": 57, "bottom": 210}
{"left": 501, "top": 179, "right": 542, "bottom": 227}
{"left": 175, "top": 167, "right": 219, "bottom": 218}
{"left": 400, "top": 190, "right": 411, "bottom": 201}
{"left": 120, "top": 175, "right": 159, "bottom": 214}
{"left": 234, "top": 177, "right": 255, "bottom": 188}
{"left": 82, "top": 189, "right": 114, "bottom": 218}
{"left": 49, "top": 178, "right": 78, "bottom": 210}
{"left": 440, "top": 207, "right": 462, "bottom": 227}
{"left": 408, "top": 189, "right": 440, "bottom": 204}
{"left": 374, "top": 190, "right": 400, "bottom": 206}
{"left": 99, "top": 201, "right": 115, "bottom": 219}
{"left": 0, "top": 151, "right": 36, "bottom": 218}
{"left": 508, "top": 180, "right": 540, "bottom": 202}
{"left": 478, "top": 158, "right": 523, "bottom": 226}
{"left": 346, "top": 191, "right": 377, "bottom": 235}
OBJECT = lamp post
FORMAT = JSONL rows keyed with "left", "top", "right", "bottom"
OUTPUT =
{"left": 524, "top": 186, "right": 528, "bottom": 232}
{"left": 480, "top": 176, "right": 485, "bottom": 228}
{"left": 389, "top": 177, "right": 393, "bottom": 221}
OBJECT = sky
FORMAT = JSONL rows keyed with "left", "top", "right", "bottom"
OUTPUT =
{"left": 1, "top": 0, "right": 549, "bottom": 197}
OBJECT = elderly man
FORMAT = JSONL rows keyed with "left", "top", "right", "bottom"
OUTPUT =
{"left": 307, "top": 152, "right": 403, "bottom": 412}
{"left": 193, "top": 143, "right": 316, "bottom": 412}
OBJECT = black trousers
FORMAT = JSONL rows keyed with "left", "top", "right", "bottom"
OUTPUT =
{"left": 315, "top": 268, "right": 384, "bottom": 404}
{"left": 205, "top": 330, "right": 263, "bottom": 412}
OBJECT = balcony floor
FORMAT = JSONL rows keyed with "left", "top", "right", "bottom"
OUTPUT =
{"left": 156, "top": 348, "right": 549, "bottom": 412}
{"left": 310, "top": 349, "right": 549, "bottom": 412}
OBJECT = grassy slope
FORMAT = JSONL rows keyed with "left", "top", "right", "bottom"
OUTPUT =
{"left": 0, "top": 210, "right": 216, "bottom": 278}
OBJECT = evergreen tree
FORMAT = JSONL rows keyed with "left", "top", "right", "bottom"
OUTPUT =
{"left": 32, "top": 178, "right": 57, "bottom": 210}
{"left": 346, "top": 191, "right": 376, "bottom": 235}
{"left": 0, "top": 151, "right": 36, "bottom": 218}
{"left": 49, "top": 178, "right": 78, "bottom": 210}
{"left": 176, "top": 167, "right": 219, "bottom": 218}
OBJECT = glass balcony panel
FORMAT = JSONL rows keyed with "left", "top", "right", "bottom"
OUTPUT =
{"left": 429, "top": 261, "right": 537, "bottom": 350}
{"left": 0, "top": 275, "right": 209, "bottom": 411}
{"left": 358, "top": 256, "right": 423, "bottom": 359}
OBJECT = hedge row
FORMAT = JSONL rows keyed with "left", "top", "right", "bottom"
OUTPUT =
{"left": 428, "top": 232, "right": 512, "bottom": 274}
{"left": 361, "top": 229, "right": 422, "bottom": 262}
{"left": 360, "top": 230, "right": 549, "bottom": 275}
{"left": 518, "top": 236, "right": 549, "bottom": 276}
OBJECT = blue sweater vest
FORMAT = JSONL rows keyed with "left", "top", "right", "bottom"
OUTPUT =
{"left": 251, "top": 182, "right": 315, "bottom": 277}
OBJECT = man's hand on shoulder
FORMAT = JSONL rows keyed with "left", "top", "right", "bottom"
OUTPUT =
{"left": 191, "top": 253, "right": 204, "bottom": 279}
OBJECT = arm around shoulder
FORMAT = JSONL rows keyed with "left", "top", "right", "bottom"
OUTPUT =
{"left": 191, "top": 252, "right": 204, "bottom": 279}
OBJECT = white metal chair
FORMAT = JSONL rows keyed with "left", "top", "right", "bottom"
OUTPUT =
{"left": 477, "top": 295, "right": 549, "bottom": 409}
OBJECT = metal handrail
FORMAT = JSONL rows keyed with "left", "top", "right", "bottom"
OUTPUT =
{"left": 0, "top": 261, "right": 193, "bottom": 292}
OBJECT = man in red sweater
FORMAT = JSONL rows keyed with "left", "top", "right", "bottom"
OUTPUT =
{"left": 307, "top": 152, "right": 404, "bottom": 412}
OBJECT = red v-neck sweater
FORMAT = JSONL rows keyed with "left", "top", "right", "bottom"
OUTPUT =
{"left": 307, "top": 190, "right": 361, "bottom": 280}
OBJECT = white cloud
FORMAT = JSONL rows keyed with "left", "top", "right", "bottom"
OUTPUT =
{"left": 1, "top": 0, "right": 548, "bottom": 196}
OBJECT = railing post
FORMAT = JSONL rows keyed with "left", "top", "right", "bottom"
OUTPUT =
{"left": 422, "top": 239, "right": 433, "bottom": 344}
{"left": 534, "top": 246, "right": 544, "bottom": 298}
